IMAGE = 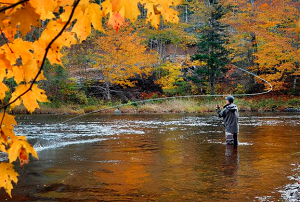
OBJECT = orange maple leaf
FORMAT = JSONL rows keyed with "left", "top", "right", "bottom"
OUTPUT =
{"left": 9, "top": 84, "right": 49, "bottom": 113}
{"left": 9, "top": 2, "right": 40, "bottom": 36}
{"left": 0, "top": 163, "right": 18, "bottom": 198}
{"left": 0, "top": 113, "right": 17, "bottom": 140}
{"left": 8, "top": 136, "right": 38, "bottom": 166}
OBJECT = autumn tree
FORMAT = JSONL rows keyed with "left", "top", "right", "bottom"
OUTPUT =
{"left": 155, "top": 61, "right": 187, "bottom": 94}
{"left": 192, "top": 0, "right": 231, "bottom": 95}
{"left": 0, "top": 0, "right": 181, "bottom": 197}
{"left": 91, "top": 27, "right": 158, "bottom": 100}
{"left": 223, "top": 0, "right": 300, "bottom": 92}
{"left": 140, "top": 22, "right": 197, "bottom": 61}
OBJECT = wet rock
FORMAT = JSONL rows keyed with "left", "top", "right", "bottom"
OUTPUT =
{"left": 280, "top": 182, "right": 300, "bottom": 201}
{"left": 114, "top": 108, "right": 121, "bottom": 115}
{"left": 41, "top": 183, "right": 66, "bottom": 193}
{"left": 284, "top": 108, "right": 300, "bottom": 112}
{"left": 55, "top": 185, "right": 65, "bottom": 193}
{"left": 0, "top": 152, "right": 8, "bottom": 162}
{"left": 279, "top": 164, "right": 300, "bottom": 201}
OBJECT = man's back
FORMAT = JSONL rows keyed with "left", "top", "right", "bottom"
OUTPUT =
{"left": 218, "top": 103, "right": 239, "bottom": 134}
{"left": 216, "top": 97, "right": 239, "bottom": 145}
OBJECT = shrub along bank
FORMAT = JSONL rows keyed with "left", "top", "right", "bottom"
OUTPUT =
{"left": 10, "top": 96, "right": 300, "bottom": 115}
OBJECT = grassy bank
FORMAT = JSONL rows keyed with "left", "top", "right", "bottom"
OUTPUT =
{"left": 10, "top": 96, "right": 300, "bottom": 115}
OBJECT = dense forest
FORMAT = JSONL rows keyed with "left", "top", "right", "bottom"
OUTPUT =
{"left": 34, "top": 0, "right": 300, "bottom": 107}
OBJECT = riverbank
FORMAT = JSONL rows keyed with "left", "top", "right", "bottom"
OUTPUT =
{"left": 10, "top": 96, "right": 300, "bottom": 115}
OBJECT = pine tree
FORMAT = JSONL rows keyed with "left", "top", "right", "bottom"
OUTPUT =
{"left": 192, "top": 0, "right": 230, "bottom": 95}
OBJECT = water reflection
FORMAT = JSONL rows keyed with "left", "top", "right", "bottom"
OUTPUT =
{"left": 224, "top": 145, "right": 239, "bottom": 178}
{"left": 93, "top": 135, "right": 151, "bottom": 197}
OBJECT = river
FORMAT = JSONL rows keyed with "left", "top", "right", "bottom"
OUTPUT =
{"left": 1, "top": 113, "right": 300, "bottom": 201}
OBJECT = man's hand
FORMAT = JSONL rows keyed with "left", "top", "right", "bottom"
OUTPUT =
{"left": 216, "top": 104, "right": 220, "bottom": 109}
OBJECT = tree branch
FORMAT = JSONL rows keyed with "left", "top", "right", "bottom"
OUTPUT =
{"left": 0, "top": 107, "right": 6, "bottom": 128}
{"left": 0, "top": 0, "right": 29, "bottom": 13}
{"left": 1, "top": 0, "right": 81, "bottom": 109}
{"left": 0, "top": 28, "right": 17, "bottom": 63}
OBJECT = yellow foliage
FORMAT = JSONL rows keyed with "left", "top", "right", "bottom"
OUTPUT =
{"left": 72, "top": 1, "right": 104, "bottom": 41}
{"left": 0, "top": 163, "right": 18, "bottom": 198}
{"left": 0, "top": 113, "right": 17, "bottom": 140}
{"left": 1, "top": 38, "right": 33, "bottom": 66}
{"left": 155, "top": 61, "right": 183, "bottom": 90}
{"left": 115, "top": 0, "right": 141, "bottom": 22}
{"left": 9, "top": 2, "right": 40, "bottom": 36}
{"left": 0, "top": 54, "right": 12, "bottom": 81}
{"left": 0, "top": 82, "right": 9, "bottom": 100}
{"left": 8, "top": 136, "right": 38, "bottom": 164}
{"left": 30, "top": 0, "right": 57, "bottom": 20}
{"left": 93, "top": 27, "right": 157, "bottom": 88}
{"left": 223, "top": 0, "right": 300, "bottom": 90}
{"left": 0, "top": 144, "right": 5, "bottom": 152}
{"left": 9, "top": 84, "right": 49, "bottom": 113}
{"left": 102, "top": 0, "right": 181, "bottom": 30}
{"left": 7, "top": 59, "right": 46, "bottom": 84}
{"left": 142, "top": 0, "right": 181, "bottom": 29}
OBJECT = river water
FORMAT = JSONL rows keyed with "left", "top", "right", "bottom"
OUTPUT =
{"left": 1, "top": 113, "right": 300, "bottom": 201}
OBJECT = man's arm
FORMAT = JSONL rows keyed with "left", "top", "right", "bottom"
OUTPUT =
{"left": 217, "top": 107, "right": 228, "bottom": 118}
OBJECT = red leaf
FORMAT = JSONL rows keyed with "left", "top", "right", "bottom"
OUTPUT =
{"left": 108, "top": 12, "right": 125, "bottom": 33}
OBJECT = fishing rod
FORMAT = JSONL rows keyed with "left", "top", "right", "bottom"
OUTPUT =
{"left": 62, "top": 65, "right": 273, "bottom": 124}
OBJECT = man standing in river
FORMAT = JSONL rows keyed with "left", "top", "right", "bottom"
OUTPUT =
{"left": 216, "top": 95, "right": 239, "bottom": 145}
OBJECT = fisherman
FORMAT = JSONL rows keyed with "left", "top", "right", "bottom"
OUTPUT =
{"left": 216, "top": 95, "right": 239, "bottom": 145}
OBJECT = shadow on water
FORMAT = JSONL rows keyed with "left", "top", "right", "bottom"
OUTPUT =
{"left": 1, "top": 113, "right": 300, "bottom": 201}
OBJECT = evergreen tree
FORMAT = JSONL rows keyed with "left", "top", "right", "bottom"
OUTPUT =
{"left": 192, "top": 1, "right": 230, "bottom": 95}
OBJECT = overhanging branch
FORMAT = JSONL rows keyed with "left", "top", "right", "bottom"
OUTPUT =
{"left": 0, "top": 0, "right": 29, "bottom": 13}
{"left": 1, "top": 0, "right": 81, "bottom": 110}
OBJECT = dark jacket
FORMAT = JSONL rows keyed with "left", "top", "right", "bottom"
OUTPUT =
{"left": 217, "top": 103, "right": 239, "bottom": 133}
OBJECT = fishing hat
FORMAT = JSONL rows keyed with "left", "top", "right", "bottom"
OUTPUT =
{"left": 225, "top": 95, "right": 234, "bottom": 103}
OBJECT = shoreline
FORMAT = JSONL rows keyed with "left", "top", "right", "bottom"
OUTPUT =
{"left": 11, "top": 106, "right": 300, "bottom": 115}
{"left": 11, "top": 97, "right": 300, "bottom": 115}
{"left": 9, "top": 97, "right": 300, "bottom": 115}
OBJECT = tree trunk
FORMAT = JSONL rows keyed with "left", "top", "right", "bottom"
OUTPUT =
{"left": 162, "top": 42, "right": 167, "bottom": 62}
{"left": 250, "top": 0, "right": 255, "bottom": 11}
{"left": 159, "top": 40, "right": 163, "bottom": 59}
{"left": 173, "top": 44, "right": 178, "bottom": 62}
{"left": 293, "top": 60, "right": 299, "bottom": 93}
{"left": 250, "top": 32, "right": 257, "bottom": 64}
{"left": 249, "top": 32, "right": 258, "bottom": 86}
{"left": 210, "top": 83, "right": 215, "bottom": 95}
{"left": 119, "top": 91, "right": 128, "bottom": 103}
{"left": 210, "top": 73, "right": 215, "bottom": 95}
{"left": 185, "top": 4, "right": 188, "bottom": 23}
{"left": 105, "top": 82, "right": 111, "bottom": 100}
{"left": 293, "top": 75, "right": 297, "bottom": 92}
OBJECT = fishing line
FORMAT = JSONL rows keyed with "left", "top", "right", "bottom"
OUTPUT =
{"left": 61, "top": 65, "right": 273, "bottom": 124}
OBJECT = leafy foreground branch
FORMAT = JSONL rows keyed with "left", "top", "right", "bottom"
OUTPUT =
{"left": 0, "top": 0, "right": 181, "bottom": 198}
{"left": 0, "top": 0, "right": 81, "bottom": 197}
